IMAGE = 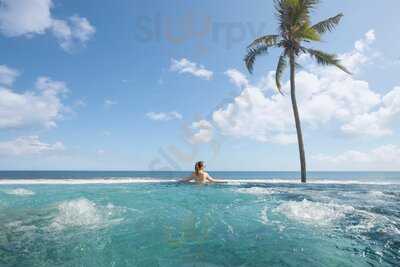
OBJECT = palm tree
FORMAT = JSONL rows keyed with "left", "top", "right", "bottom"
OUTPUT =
{"left": 244, "top": 0, "right": 350, "bottom": 183}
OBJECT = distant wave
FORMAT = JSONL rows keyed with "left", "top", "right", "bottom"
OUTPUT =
{"left": 0, "top": 178, "right": 399, "bottom": 185}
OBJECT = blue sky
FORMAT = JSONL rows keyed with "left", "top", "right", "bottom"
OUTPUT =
{"left": 0, "top": 0, "right": 400, "bottom": 171}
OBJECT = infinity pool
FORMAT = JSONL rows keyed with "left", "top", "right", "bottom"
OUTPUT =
{"left": 0, "top": 178, "right": 399, "bottom": 266}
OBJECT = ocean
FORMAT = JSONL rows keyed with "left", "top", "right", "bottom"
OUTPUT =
{"left": 0, "top": 171, "right": 399, "bottom": 266}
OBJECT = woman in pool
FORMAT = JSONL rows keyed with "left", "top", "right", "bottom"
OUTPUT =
{"left": 179, "top": 161, "right": 221, "bottom": 184}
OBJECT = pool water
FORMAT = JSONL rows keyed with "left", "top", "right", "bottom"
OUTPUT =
{"left": 0, "top": 179, "right": 399, "bottom": 266}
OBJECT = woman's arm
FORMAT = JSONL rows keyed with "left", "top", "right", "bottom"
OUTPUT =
{"left": 206, "top": 174, "right": 225, "bottom": 184}
{"left": 178, "top": 175, "right": 195, "bottom": 183}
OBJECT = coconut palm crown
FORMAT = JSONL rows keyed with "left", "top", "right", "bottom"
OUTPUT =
{"left": 244, "top": 0, "right": 350, "bottom": 183}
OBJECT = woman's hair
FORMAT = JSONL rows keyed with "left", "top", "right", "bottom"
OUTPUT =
{"left": 195, "top": 161, "right": 204, "bottom": 175}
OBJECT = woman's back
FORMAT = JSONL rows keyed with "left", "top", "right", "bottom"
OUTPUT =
{"left": 179, "top": 161, "right": 219, "bottom": 184}
{"left": 192, "top": 171, "right": 209, "bottom": 183}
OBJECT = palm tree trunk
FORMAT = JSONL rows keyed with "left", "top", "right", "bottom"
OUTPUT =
{"left": 289, "top": 50, "right": 307, "bottom": 183}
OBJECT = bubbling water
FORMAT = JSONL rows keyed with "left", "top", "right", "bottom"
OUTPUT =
{"left": 50, "top": 198, "right": 124, "bottom": 230}
{"left": 275, "top": 199, "right": 355, "bottom": 225}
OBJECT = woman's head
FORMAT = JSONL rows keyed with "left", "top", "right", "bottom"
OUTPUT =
{"left": 195, "top": 161, "right": 205, "bottom": 175}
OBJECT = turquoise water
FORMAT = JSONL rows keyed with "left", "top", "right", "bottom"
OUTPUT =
{"left": 0, "top": 172, "right": 399, "bottom": 266}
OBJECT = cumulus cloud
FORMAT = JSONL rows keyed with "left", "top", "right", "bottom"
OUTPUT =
{"left": 0, "top": 136, "right": 65, "bottom": 156}
{"left": 170, "top": 58, "right": 213, "bottom": 80}
{"left": 210, "top": 30, "right": 400, "bottom": 143}
{"left": 52, "top": 15, "right": 95, "bottom": 52}
{"left": 340, "top": 29, "right": 377, "bottom": 72}
{"left": 0, "top": 65, "right": 19, "bottom": 86}
{"left": 341, "top": 87, "right": 400, "bottom": 137}
{"left": 212, "top": 84, "right": 297, "bottom": 144}
{"left": 0, "top": 72, "right": 67, "bottom": 129}
{"left": 146, "top": 111, "right": 182, "bottom": 121}
{"left": 312, "top": 144, "right": 400, "bottom": 171}
{"left": 0, "top": 0, "right": 95, "bottom": 52}
{"left": 188, "top": 120, "right": 214, "bottom": 144}
{"left": 225, "top": 69, "right": 249, "bottom": 88}
{"left": 0, "top": 0, "right": 53, "bottom": 36}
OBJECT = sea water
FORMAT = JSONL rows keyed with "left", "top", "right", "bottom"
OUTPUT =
{"left": 0, "top": 171, "right": 399, "bottom": 266}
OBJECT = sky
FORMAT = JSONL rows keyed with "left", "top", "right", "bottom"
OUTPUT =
{"left": 0, "top": 0, "right": 400, "bottom": 171}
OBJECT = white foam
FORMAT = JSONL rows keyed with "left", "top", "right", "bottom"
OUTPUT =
{"left": 0, "top": 178, "right": 397, "bottom": 185}
{"left": 275, "top": 199, "right": 355, "bottom": 225}
{"left": 4, "top": 188, "right": 35, "bottom": 196}
{"left": 235, "top": 187, "right": 278, "bottom": 195}
{"left": 50, "top": 198, "right": 123, "bottom": 230}
{"left": 260, "top": 207, "right": 269, "bottom": 224}
{"left": 347, "top": 209, "right": 400, "bottom": 235}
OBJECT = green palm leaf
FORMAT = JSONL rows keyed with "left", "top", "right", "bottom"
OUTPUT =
{"left": 275, "top": 52, "right": 288, "bottom": 93}
{"left": 247, "top": 35, "right": 279, "bottom": 49}
{"left": 296, "top": 24, "right": 321, "bottom": 41}
{"left": 305, "top": 48, "right": 351, "bottom": 74}
{"left": 312, "top": 13, "right": 343, "bottom": 34}
{"left": 245, "top": 35, "right": 279, "bottom": 73}
{"left": 244, "top": 46, "right": 268, "bottom": 74}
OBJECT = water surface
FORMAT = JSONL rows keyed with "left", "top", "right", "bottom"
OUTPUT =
{"left": 0, "top": 171, "right": 399, "bottom": 266}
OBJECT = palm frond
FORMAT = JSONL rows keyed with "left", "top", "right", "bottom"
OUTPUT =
{"left": 244, "top": 46, "right": 269, "bottom": 74}
{"left": 312, "top": 13, "right": 343, "bottom": 34}
{"left": 247, "top": 35, "right": 279, "bottom": 49}
{"left": 245, "top": 35, "right": 279, "bottom": 73}
{"left": 299, "top": 26, "right": 320, "bottom": 41}
{"left": 300, "top": 0, "right": 319, "bottom": 10}
{"left": 275, "top": 52, "right": 288, "bottom": 93}
{"left": 274, "top": 0, "right": 319, "bottom": 36}
{"left": 291, "top": 0, "right": 319, "bottom": 27}
{"left": 274, "top": 0, "right": 291, "bottom": 33}
{"left": 305, "top": 48, "right": 351, "bottom": 74}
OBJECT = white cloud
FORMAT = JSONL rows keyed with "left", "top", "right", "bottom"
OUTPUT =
{"left": 0, "top": 75, "right": 67, "bottom": 129}
{"left": 312, "top": 144, "right": 400, "bottom": 171}
{"left": 210, "top": 30, "right": 400, "bottom": 143}
{"left": 52, "top": 15, "right": 95, "bottom": 52}
{"left": 341, "top": 87, "right": 400, "bottom": 137}
{"left": 0, "top": 0, "right": 95, "bottom": 52}
{"left": 104, "top": 99, "right": 117, "bottom": 109}
{"left": 146, "top": 111, "right": 182, "bottom": 121}
{"left": 0, "top": 136, "right": 65, "bottom": 156}
{"left": 170, "top": 58, "right": 213, "bottom": 80}
{"left": 225, "top": 69, "right": 249, "bottom": 88}
{"left": 188, "top": 120, "right": 213, "bottom": 144}
{"left": 212, "top": 85, "right": 296, "bottom": 144}
{"left": 354, "top": 29, "right": 375, "bottom": 53}
{"left": 0, "top": 0, "right": 53, "bottom": 36}
{"left": 341, "top": 29, "right": 376, "bottom": 72}
{"left": 0, "top": 65, "right": 19, "bottom": 86}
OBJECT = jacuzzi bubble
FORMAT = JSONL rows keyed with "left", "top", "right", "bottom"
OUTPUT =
{"left": 50, "top": 198, "right": 123, "bottom": 230}
{"left": 275, "top": 199, "right": 355, "bottom": 225}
